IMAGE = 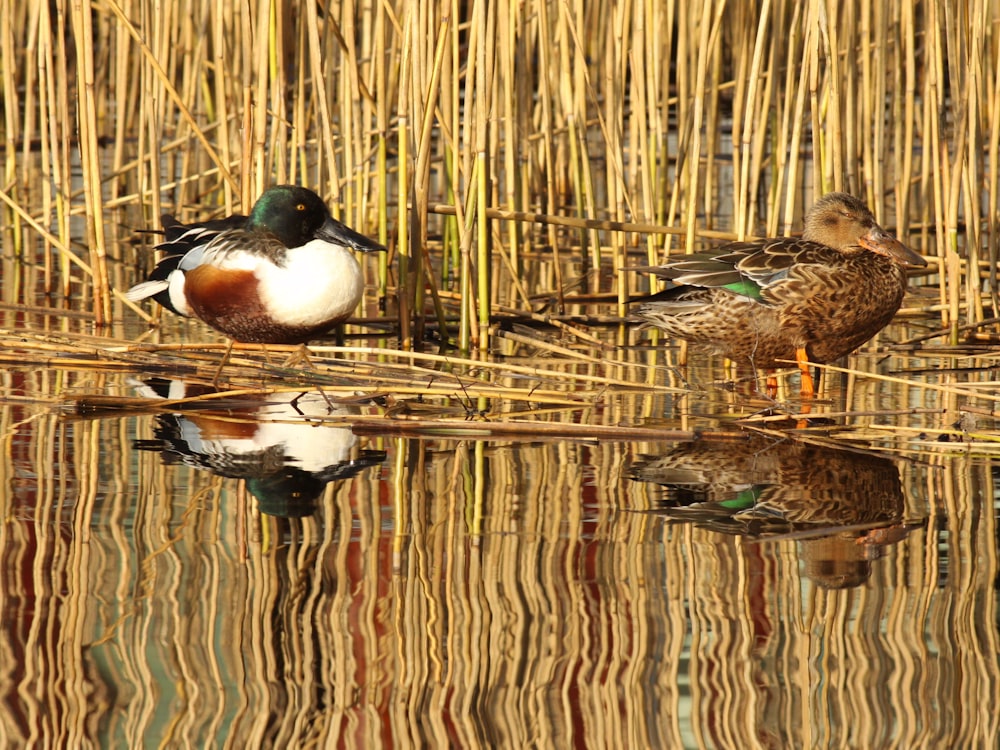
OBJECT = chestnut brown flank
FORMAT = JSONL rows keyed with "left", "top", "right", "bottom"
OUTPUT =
{"left": 184, "top": 266, "right": 265, "bottom": 321}
{"left": 181, "top": 264, "right": 339, "bottom": 343}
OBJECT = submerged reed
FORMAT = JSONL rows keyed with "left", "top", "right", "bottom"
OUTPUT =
{"left": 2, "top": 1, "right": 998, "bottom": 348}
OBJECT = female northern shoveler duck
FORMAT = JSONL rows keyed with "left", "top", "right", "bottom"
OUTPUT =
{"left": 633, "top": 192, "right": 926, "bottom": 395}
{"left": 126, "top": 185, "right": 385, "bottom": 344}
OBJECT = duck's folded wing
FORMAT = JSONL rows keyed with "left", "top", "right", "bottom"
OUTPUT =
{"left": 647, "top": 239, "right": 842, "bottom": 299}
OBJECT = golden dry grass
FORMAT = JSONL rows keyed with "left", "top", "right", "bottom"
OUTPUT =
{"left": 3, "top": 1, "right": 998, "bottom": 346}
{"left": 4, "top": 9, "right": 1000, "bottom": 747}
{"left": 2, "top": 0, "right": 1000, "bottom": 444}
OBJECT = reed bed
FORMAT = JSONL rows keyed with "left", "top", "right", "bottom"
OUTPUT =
{"left": 2, "top": 0, "right": 999, "bottom": 353}
{"left": 6, "top": 8, "right": 1000, "bottom": 744}
{"left": 0, "top": 317, "right": 997, "bottom": 454}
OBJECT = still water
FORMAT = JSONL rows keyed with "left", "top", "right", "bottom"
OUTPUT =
{"left": 0, "top": 305, "right": 997, "bottom": 748}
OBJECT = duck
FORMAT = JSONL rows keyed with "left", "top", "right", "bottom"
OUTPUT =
{"left": 126, "top": 185, "right": 386, "bottom": 344}
{"left": 633, "top": 192, "right": 926, "bottom": 394}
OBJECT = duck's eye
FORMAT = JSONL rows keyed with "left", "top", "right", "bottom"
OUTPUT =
{"left": 296, "top": 203, "right": 306, "bottom": 211}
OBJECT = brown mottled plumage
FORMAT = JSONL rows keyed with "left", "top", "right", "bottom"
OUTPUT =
{"left": 634, "top": 193, "right": 926, "bottom": 381}
{"left": 629, "top": 437, "right": 905, "bottom": 529}
{"left": 629, "top": 436, "right": 915, "bottom": 588}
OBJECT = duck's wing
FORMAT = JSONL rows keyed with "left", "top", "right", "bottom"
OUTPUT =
{"left": 648, "top": 238, "right": 842, "bottom": 301}
{"left": 125, "top": 215, "right": 251, "bottom": 311}
{"left": 161, "top": 213, "right": 248, "bottom": 244}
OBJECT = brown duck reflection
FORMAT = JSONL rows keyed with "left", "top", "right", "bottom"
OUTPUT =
{"left": 630, "top": 436, "right": 919, "bottom": 588}
{"left": 132, "top": 378, "right": 385, "bottom": 517}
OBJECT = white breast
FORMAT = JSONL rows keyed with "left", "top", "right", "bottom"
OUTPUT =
{"left": 254, "top": 240, "right": 365, "bottom": 326}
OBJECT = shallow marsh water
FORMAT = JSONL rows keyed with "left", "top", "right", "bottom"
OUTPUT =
{"left": 9, "top": 0, "right": 1000, "bottom": 739}
{"left": 1, "top": 297, "right": 998, "bottom": 748}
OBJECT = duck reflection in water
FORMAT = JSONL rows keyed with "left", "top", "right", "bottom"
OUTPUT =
{"left": 132, "top": 378, "right": 385, "bottom": 517}
{"left": 629, "top": 436, "right": 921, "bottom": 589}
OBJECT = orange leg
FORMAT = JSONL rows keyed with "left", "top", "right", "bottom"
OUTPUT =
{"left": 795, "top": 347, "right": 815, "bottom": 398}
{"left": 765, "top": 372, "right": 778, "bottom": 398}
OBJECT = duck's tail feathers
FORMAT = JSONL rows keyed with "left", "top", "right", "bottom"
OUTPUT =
{"left": 125, "top": 279, "right": 169, "bottom": 303}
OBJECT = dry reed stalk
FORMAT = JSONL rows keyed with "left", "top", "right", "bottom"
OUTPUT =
{"left": 0, "top": 189, "right": 92, "bottom": 275}
{"left": 69, "top": 0, "right": 110, "bottom": 323}
{"left": 795, "top": 360, "right": 1000, "bottom": 404}
{"left": 534, "top": 0, "right": 564, "bottom": 272}
{"left": 105, "top": 1, "right": 237, "bottom": 190}
{"left": 428, "top": 203, "right": 743, "bottom": 240}
{"left": 823, "top": 0, "right": 846, "bottom": 191}
{"left": 372, "top": 0, "right": 391, "bottom": 302}
{"left": 964, "top": 0, "right": 988, "bottom": 324}
{"left": 868, "top": 1, "right": 887, "bottom": 213}
{"left": 726, "top": 3, "right": 749, "bottom": 234}
{"left": 684, "top": 0, "right": 723, "bottom": 253}
{"left": 438, "top": 99, "right": 459, "bottom": 293}
{"left": 1, "top": 2, "right": 17, "bottom": 270}
{"left": 2, "top": 0, "right": 998, "bottom": 368}
{"left": 775, "top": 2, "right": 808, "bottom": 232}
{"left": 497, "top": 1, "right": 520, "bottom": 274}
{"left": 212, "top": 1, "right": 236, "bottom": 212}
{"left": 629, "top": 2, "right": 658, "bottom": 263}
{"left": 561, "top": 2, "right": 600, "bottom": 274}
{"left": 473, "top": 0, "right": 496, "bottom": 357}
{"left": 598, "top": 2, "right": 626, "bottom": 312}
{"left": 410, "top": 8, "right": 450, "bottom": 342}
{"left": 395, "top": 6, "right": 414, "bottom": 350}
{"left": 37, "top": 1, "right": 72, "bottom": 292}
{"left": 732, "top": 0, "right": 773, "bottom": 237}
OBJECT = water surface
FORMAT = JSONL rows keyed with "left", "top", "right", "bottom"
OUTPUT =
{"left": 1, "top": 308, "right": 997, "bottom": 748}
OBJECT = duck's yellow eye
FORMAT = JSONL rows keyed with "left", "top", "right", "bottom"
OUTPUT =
{"left": 297, "top": 203, "right": 306, "bottom": 211}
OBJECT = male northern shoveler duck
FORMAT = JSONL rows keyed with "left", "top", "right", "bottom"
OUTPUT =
{"left": 633, "top": 192, "right": 927, "bottom": 394}
{"left": 126, "top": 185, "right": 385, "bottom": 344}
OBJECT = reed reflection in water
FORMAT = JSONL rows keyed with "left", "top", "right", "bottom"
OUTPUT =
{"left": 0, "top": 392, "right": 997, "bottom": 748}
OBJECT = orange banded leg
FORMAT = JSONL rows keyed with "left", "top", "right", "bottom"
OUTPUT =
{"left": 765, "top": 372, "right": 778, "bottom": 398}
{"left": 795, "top": 347, "right": 815, "bottom": 398}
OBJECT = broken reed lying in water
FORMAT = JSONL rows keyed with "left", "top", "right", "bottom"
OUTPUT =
{"left": 1, "top": 0, "right": 994, "bottom": 348}
{"left": 0, "top": 321, "right": 997, "bottom": 453}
